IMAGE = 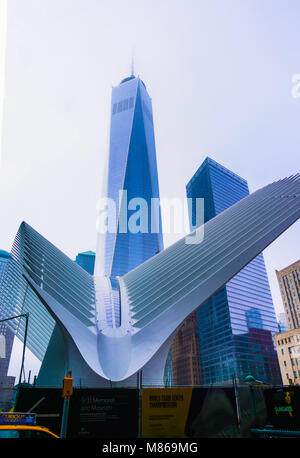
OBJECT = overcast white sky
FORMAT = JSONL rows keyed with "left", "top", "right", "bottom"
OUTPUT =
{"left": 0, "top": 0, "right": 299, "bottom": 380}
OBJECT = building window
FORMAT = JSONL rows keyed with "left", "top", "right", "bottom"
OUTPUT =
{"left": 281, "top": 349, "right": 284, "bottom": 355}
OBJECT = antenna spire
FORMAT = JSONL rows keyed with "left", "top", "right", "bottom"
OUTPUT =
{"left": 131, "top": 55, "right": 134, "bottom": 76}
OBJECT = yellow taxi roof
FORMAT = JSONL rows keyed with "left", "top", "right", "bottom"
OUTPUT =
{"left": 0, "top": 425, "right": 59, "bottom": 438}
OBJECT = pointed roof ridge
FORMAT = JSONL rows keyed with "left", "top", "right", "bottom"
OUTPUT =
{"left": 187, "top": 156, "right": 247, "bottom": 189}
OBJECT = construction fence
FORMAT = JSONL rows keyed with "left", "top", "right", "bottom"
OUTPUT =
{"left": 0, "top": 384, "right": 299, "bottom": 438}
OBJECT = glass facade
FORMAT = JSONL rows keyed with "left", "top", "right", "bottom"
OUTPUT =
{"left": 187, "top": 157, "right": 281, "bottom": 385}
{"left": 0, "top": 251, "right": 15, "bottom": 380}
{"left": 105, "top": 76, "right": 163, "bottom": 278}
{"left": 103, "top": 75, "right": 163, "bottom": 328}
{"left": 102, "top": 74, "right": 172, "bottom": 383}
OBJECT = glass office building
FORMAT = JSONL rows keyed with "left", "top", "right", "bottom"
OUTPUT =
{"left": 104, "top": 75, "right": 163, "bottom": 278}
{"left": 99, "top": 73, "right": 172, "bottom": 382}
{"left": 100, "top": 74, "right": 164, "bottom": 328}
{"left": 187, "top": 157, "right": 281, "bottom": 384}
{"left": 0, "top": 251, "right": 15, "bottom": 381}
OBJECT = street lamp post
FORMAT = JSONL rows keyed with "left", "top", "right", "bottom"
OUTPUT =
{"left": 60, "top": 371, "right": 73, "bottom": 438}
{"left": 0, "top": 312, "right": 29, "bottom": 386}
{"left": 232, "top": 374, "right": 241, "bottom": 436}
{"left": 245, "top": 375, "right": 257, "bottom": 419}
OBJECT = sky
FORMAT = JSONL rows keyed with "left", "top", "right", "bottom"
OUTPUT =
{"left": 0, "top": 0, "right": 299, "bottom": 380}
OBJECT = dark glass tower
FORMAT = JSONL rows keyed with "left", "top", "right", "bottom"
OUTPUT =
{"left": 186, "top": 157, "right": 281, "bottom": 385}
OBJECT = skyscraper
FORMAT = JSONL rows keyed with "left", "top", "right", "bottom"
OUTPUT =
{"left": 99, "top": 74, "right": 163, "bottom": 276}
{"left": 96, "top": 72, "right": 172, "bottom": 381}
{"left": 0, "top": 250, "right": 15, "bottom": 410}
{"left": 96, "top": 73, "right": 164, "bottom": 329}
{"left": 0, "top": 250, "right": 15, "bottom": 380}
{"left": 276, "top": 259, "right": 300, "bottom": 330}
{"left": 185, "top": 157, "right": 281, "bottom": 385}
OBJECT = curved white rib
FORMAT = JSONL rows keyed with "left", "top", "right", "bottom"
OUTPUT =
{"left": 0, "top": 175, "right": 299, "bottom": 383}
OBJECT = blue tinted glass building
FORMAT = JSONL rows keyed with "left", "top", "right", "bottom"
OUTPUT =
{"left": 187, "top": 157, "right": 281, "bottom": 384}
{"left": 75, "top": 251, "right": 95, "bottom": 275}
{"left": 103, "top": 75, "right": 163, "bottom": 279}
{"left": 97, "top": 74, "right": 164, "bottom": 329}
{"left": 0, "top": 251, "right": 15, "bottom": 380}
{"left": 97, "top": 73, "right": 172, "bottom": 382}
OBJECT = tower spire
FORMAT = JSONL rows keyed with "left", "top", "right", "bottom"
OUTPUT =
{"left": 131, "top": 55, "right": 134, "bottom": 76}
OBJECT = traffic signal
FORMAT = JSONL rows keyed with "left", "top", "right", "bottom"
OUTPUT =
{"left": 62, "top": 371, "right": 73, "bottom": 398}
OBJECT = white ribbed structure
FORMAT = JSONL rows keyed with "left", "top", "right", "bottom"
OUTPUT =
{"left": 0, "top": 175, "right": 299, "bottom": 386}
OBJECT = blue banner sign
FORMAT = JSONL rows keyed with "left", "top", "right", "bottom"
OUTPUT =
{"left": 0, "top": 412, "right": 36, "bottom": 425}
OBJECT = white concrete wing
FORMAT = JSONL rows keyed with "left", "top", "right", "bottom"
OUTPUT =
{"left": 120, "top": 175, "right": 300, "bottom": 379}
{"left": 0, "top": 175, "right": 299, "bottom": 384}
